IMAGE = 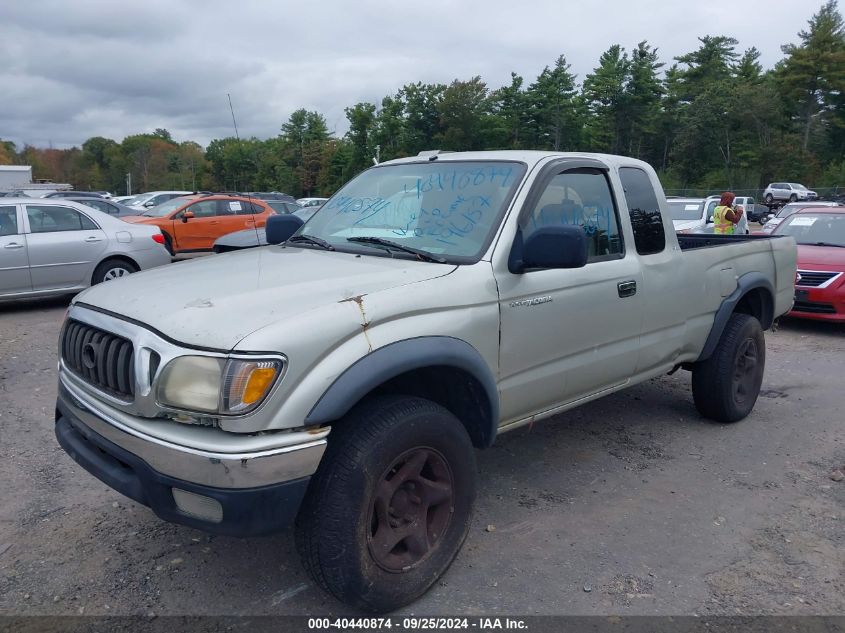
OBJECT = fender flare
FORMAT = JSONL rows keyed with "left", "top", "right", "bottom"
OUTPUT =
{"left": 305, "top": 336, "right": 500, "bottom": 447}
{"left": 697, "top": 271, "right": 774, "bottom": 362}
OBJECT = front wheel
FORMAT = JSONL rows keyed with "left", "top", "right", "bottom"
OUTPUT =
{"left": 692, "top": 313, "right": 765, "bottom": 423}
{"left": 295, "top": 396, "right": 477, "bottom": 612}
{"left": 764, "top": 193, "right": 773, "bottom": 204}
{"left": 789, "top": 193, "right": 798, "bottom": 202}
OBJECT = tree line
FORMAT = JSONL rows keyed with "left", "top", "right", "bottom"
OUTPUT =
{"left": 2, "top": 1, "right": 843, "bottom": 198}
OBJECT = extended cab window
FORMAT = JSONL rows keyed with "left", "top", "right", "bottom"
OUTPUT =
{"left": 0, "top": 206, "right": 18, "bottom": 235}
{"left": 522, "top": 168, "right": 623, "bottom": 261}
{"left": 26, "top": 205, "right": 98, "bottom": 233}
{"left": 619, "top": 167, "right": 665, "bottom": 255}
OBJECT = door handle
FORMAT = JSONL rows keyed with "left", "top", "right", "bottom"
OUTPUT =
{"left": 84, "top": 236, "right": 103, "bottom": 243}
{"left": 209, "top": 221, "right": 219, "bottom": 225}
{"left": 4, "top": 242, "right": 24, "bottom": 249}
{"left": 617, "top": 280, "right": 637, "bottom": 298}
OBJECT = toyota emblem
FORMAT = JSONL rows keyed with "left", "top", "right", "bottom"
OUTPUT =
{"left": 82, "top": 342, "right": 98, "bottom": 369}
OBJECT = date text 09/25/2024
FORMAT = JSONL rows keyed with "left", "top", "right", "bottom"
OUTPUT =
{"left": 307, "top": 617, "right": 528, "bottom": 630}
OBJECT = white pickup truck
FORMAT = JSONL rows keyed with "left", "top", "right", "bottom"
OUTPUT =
{"left": 55, "top": 151, "right": 796, "bottom": 612}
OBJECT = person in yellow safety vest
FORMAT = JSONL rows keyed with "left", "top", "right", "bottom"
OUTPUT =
{"left": 713, "top": 191, "right": 744, "bottom": 235}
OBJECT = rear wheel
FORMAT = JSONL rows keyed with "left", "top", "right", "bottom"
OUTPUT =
{"left": 692, "top": 313, "right": 765, "bottom": 423}
{"left": 764, "top": 193, "right": 773, "bottom": 204}
{"left": 295, "top": 395, "right": 476, "bottom": 612}
{"left": 92, "top": 258, "right": 137, "bottom": 284}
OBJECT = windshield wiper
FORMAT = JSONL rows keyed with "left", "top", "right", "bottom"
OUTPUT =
{"left": 288, "top": 234, "right": 335, "bottom": 251}
{"left": 800, "top": 241, "right": 845, "bottom": 248}
{"left": 347, "top": 236, "right": 447, "bottom": 263}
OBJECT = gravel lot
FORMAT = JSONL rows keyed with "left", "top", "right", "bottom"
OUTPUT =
{"left": 0, "top": 297, "right": 843, "bottom": 617}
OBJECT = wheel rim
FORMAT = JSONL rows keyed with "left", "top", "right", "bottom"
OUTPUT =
{"left": 732, "top": 338, "right": 760, "bottom": 406}
{"left": 103, "top": 267, "right": 129, "bottom": 281}
{"left": 367, "top": 447, "right": 454, "bottom": 573}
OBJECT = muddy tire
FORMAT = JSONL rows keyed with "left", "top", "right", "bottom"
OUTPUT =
{"left": 295, "top": 395, "right": 476, "bottom": 612}
{"left": 92, "top": 258, "right": 136, "bottom": 285}
{"left": 692, "top": 313, "right": 765, "bottom": 423}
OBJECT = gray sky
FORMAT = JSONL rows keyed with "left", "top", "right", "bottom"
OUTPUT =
{"left": 0, "top": 0, "right": 818, "bottom": 150}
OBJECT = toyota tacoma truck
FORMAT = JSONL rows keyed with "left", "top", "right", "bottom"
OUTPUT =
{"left": 55, "top": 151, "right": 797, "bottom": 612}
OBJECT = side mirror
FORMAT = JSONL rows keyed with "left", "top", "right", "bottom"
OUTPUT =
{"left": 266, "top": 214, "right": 304, "bottom": 244}
{"left": 181, "top": 210, "right": 194, "bottom": 223}
{"left": 510, "top": 225, "right": 588, "bottom": 273}
{"left": 143, "top": 201, "right": 155, "bottom": 208}
{"left": 707, "top": 216, "right": 714, "bottom": 224}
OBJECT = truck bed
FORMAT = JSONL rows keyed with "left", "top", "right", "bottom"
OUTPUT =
{"left": 677, "top": 233, "right": 791, "bottom": 251}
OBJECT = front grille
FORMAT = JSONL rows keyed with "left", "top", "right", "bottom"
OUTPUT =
{"left": 62, "top": 319, "right": 135, "bottom": 398}
{"left": 796, "top": 270, "right": 839, "bottom": 287}
{"left": 793, "top": 301, "right": 837, "bottom": 314}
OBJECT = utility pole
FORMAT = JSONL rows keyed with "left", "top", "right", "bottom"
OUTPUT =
{"left": 125, "top": 172, "right": 131, "bottom": 195}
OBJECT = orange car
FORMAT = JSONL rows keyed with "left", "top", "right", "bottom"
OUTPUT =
{"left": 123, "top": 195, "right": 275, "bottom": 254}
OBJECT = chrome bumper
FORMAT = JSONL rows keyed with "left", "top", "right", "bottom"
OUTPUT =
{"left": 58, "top": 377, "right": 327, "bottom": 490}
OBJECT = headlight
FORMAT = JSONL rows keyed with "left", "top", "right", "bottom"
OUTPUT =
{"left": 157, "top": 355, "right": 283, "bottom": 415}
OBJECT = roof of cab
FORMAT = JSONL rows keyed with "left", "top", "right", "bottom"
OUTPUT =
{"left": 379, "top": 149, "right": 655, "bottom": 171}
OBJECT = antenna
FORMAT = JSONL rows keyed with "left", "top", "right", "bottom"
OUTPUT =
{"left": 227, "top": 93, "right": 262, "bottom": 249}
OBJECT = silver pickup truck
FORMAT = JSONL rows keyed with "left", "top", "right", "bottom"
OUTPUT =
{"left": 55, "top": 151, "right": 796, "bottom": 612}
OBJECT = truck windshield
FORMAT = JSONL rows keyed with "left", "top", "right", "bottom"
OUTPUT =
{"left": 667, "top": 200, "right": 704, "bottom": 221}
{"left": 293, "top": 161, "right": 526, "bottom": 261}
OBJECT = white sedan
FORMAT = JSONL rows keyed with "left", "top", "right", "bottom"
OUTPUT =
{"left": 0, "top": 198, "right": 171, "bottom": 301}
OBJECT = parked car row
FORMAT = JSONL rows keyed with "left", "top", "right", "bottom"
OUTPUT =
{"left": 666, "top": 195, "right": 845, "bottom": 323}
{"left": 0, "top": 198, "right": 170, "bottom": 300}
{"left": 0, "top": 188, "right": 328, "bottom": 301}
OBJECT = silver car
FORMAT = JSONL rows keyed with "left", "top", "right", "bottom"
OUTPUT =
{"left": 763, "top": 182, "right": 818, "bottom": 203}
{"left": 0, "top": 198, "right": 171, "bottom": 301}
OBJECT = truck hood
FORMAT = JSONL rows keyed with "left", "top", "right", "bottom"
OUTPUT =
{"left": 75, "top": 246, "right": 455, "bottom": 350}
{"left": 797, "top": 244, "right": 845, "bottom": 269}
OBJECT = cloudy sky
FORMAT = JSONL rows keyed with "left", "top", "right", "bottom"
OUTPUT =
{"left": 0, "top": 0, "right": 817, "bottom": 150}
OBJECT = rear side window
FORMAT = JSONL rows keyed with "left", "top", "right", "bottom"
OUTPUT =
{"left": 26, "top": 205, "right": 99, "bottom": 233}
{"left": 619, "top": 167, "right": 665, "bottom": 255}
{"left": 0, "top": 205, "right": 17, "bottom": 235}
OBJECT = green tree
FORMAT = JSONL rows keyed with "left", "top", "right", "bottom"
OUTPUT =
{"left": 491, "top": 72, "right": 529, "bottom": 149}
{"left": 399, "top": 82, "right": 445, "bottom": 154}
{"left": 526, "top": 55, "right": 583, "bottom": 151}
{"left": 344, "top": 102, "right": 377, "bottom": 174}
{"left": 583, "top": 44, "right": 630, "bottom": 153}
{"left": 777, "top": 0, "right": 845, "bottom": 152}
{"left": 435, "top": 76, "right": 492, "bottom": 151}
{"left": 626, "top": 41, "right": 664, "bottom": 160}
{"left": 371, "top": 94, "right": 407, "bottom": 160}
{"left": 674, "top": 36, "right": 740, "bottom": 101}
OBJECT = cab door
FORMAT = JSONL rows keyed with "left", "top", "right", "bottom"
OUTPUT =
{"left": 0, "top": 204, "right": 32, "bottom": 295}
{"left": 495, "top": 162, "right": 644, "bottom": 422}
{"left": 24, "top": 204, "right": 108, "bottom": 290}
{"left": 172, "top": 199, "right": 224, "bottom": 251}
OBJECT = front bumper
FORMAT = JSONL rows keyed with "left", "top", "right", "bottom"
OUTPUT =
{"left": 789, "top": 284, "right": 845, "bottom": 322}
{"left": 55, "top": 383, "right": 327, "bottom": 536}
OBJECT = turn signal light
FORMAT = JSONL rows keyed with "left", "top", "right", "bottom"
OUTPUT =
{"left": 152, "top": 233, "right": 165, "bottom": 244}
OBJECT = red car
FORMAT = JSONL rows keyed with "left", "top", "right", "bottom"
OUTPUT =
{"left": 772, "top": 206, "right": 845, "bottom": 322}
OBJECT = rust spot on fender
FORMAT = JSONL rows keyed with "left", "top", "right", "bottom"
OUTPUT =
{"left": 340, "top": 294, "right": 373, "bottom": 352}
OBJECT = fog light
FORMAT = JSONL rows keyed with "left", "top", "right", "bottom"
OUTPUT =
{"left": 172, "top": 488, "right": 223, "bottom": 523}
